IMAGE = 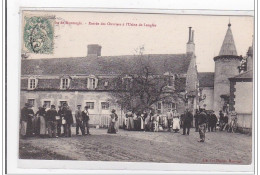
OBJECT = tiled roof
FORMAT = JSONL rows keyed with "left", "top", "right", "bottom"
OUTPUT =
{"left": 21, "top": 76, "right": 186, "bottom": 92}
{"left": 229, "top": 70, "right": 253, "bottom": 80}
{"left": 21, "top": 54, "right": 192, "bottom": 76}
{"left": 219, "top": 23, "right": 237, "bottom": 56}
{"left": 198, "top": 72, "right": 214, "bottom": 87}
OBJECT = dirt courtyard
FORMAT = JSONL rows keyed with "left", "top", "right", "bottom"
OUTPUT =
{"left": 19, "top": 128, "right": 252, "bottom": 164}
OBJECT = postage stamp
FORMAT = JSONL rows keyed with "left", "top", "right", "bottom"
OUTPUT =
{"left": 23, "top": 16, "right": 54, "bottom": 54}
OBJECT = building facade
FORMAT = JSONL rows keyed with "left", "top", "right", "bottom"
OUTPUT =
{"left": 20, "top": 27, "right": 200, "bottom": 127}
{"left": 197, "top": 23, "right": 253, "bottom": 132}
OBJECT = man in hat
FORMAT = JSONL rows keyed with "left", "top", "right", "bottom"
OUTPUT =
{"left": 82, "top": 106, "right": 90, "bottom": 135}
{"left": 20, "top": 103, "right": 34, "bottom": 138}
{"left": 209, "top": 111, "right": 217, "bottom": 132}
{"left": 57, "top": 106, "right": 63, "bottom": 137}
{"left": 75, "top": 105, "right": 84, "bottom": 135}
{"left": 46, "top": 105, "right": 58, "bottom": 138}
{"left": 198, "top": 108, "right": 207, "bottom": 142}
{"left": 64, "top": 105, "right": 73, "bottom": 137}
{"left": 194, "top": 109, "right": 200, "bottom": 132}
{"left": 182, "top": 108, "right": 193, "bottom": 135}
{"left": 26, "top": 103, "right": 35, "bottom": 137}
{"left": 219, "top": 110, "right": 224, "bottom": 131}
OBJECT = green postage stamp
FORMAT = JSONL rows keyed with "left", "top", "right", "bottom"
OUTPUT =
{"left": 23, "top": 16, "right": 54, "bottom": 54}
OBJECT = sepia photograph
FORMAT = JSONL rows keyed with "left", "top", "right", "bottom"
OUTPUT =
{"left": 18, "top": 10, "right": 253, "bottom": 165}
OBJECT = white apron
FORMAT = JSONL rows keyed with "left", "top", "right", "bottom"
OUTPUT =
{"left": 39, "top": 115, "right": 46, "bottom": 135}
{"left": 172, "top": 117, "right": 180, "bottom": 130}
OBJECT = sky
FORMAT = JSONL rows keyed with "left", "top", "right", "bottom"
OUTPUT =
{"left": 22, "top": 11, "right": 254, "bottom": 72}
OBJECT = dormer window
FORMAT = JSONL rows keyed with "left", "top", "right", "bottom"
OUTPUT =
{"left": 87, "top": 75, "right": 98, "bottom": 90}
{"left": 60, "top": 78, "right": 70, "bottom": 89}
{"left": 122, "top": 75, "right": 132, "bottom": 90}
{"left": 28, "top": 78, "right": 38, "bottom": 90}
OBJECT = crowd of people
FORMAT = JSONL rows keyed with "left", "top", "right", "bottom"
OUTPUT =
{"left": 20, "top": 101, "right": 238, "bottom": 142}
{"left": 20, "top": 103, "right": 91, "bottom": 139}
{"left": 122, "top": 108, "right": 238, "bottom": 142}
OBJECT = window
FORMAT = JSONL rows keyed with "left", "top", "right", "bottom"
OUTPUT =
{"left": 86, "top": 102, "right": 94, "bottom": 109}
{"left": 88, "top": 78, "right": 97, "bottom": 89}
{"left": 165, "top": 102, "right": 176, "bottom": 111}
{"left": 60, "top": 101, "right": 68, "bottom": 107}
{"left": 28, "top": 78, "right": 37, "bottom": 89}
{"left": 104, "top": 81, "right": 108, "bottom": 87}
{"left": 101, "top": 102, "right": 109, "bottom": 110}
{"left": 122, "top": 77, "right": 132, "bottom": 90}
{"left": 27, "top": 99, "right": 35, "bottom": 107}
{"left": 43, "top": 101, "right": 51, "bottom": 108}
{"left": 157, "top": 101, "right": 162, "bottom": 114}
{"left": 61, "top": 78, "right": 69, "bottom": 89}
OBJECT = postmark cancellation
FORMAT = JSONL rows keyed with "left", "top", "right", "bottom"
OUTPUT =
{"left": 23, "top": 15, "right": 55, "bottom": 54}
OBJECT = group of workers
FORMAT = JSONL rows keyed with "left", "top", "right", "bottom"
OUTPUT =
{"left": 20, "top": 103, "right": 91, "bottom": 139}
{"left": 20, "top": 101, "right": 237, "bottom": 143}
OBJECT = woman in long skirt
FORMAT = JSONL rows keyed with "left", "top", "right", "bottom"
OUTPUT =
{"left": 36, "top": 106, "right": 47, "bottom": 137}
{"left": 172, "top": 109, "right": 180, "bottom": 133}
{"left": 108, "top": 109, "right": 117, "bottom": 134}
{"left": 126, "top": 111, "right": 134, "bottom": 131}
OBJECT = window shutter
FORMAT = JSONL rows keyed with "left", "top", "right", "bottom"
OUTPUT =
{"left": 35, "top": 78, "right": 38, "bottom": 88}
{"left": 95, "top": 78, "right": 98, "bottom": 89}
{"left": 60, "top": 79, "right": 63, "bottom": 89}
{"left": 87, "top": 78, "right": 90, "bottom": 89}
{"left": 67, "top": 78, "right": 71, "bottom": 88}
{"left": 27, "top": 79, "right": 30, "bottom": 89}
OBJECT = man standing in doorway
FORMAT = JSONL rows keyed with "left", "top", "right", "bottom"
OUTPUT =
{"left": 82, "top": 106, "right": 91, "bottom": 135}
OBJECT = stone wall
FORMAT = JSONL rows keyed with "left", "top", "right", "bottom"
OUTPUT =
{"left": 199, "top": 87, "right": 214, "bottom": 110}
{"left": 20, "top": 90, "right": 123, "bottom": 126}
{"left": 213, "top": 57, "right": 241, "bottom": 112}
{"left": 234, "top": 82, "right": 253, "bottom": 114}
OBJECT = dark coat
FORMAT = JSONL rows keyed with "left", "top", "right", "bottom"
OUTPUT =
{"left": 209, "top": 114, "right": 217, "bottom": 124}
{"left": 46, "top": 109, "right": 58, "bottom": 122}
{"left": 183, "top": 111, "right": 193, "bottom": 127}
{"left": 198, "top": 111, "right": 207, "bottom": 125}
{"left": 21, "top": 107, "right": 34, "bottom": 122}
{"left": 219, "top": 112, "right": 224, "bottom": 122}
{"left": 194, "top": 113, "right": 199, "bottom": 121}
{"left": 36, "top": 108, "right": 46, "bottom": 117}
{"left": 223, "top": 116, "right": 228, "bottom": 123}
{"left": 64, "top": 109, "right": 74, "bottom": 124}
{"left": 82, "top": 110, "right": 90, "bottom": 122}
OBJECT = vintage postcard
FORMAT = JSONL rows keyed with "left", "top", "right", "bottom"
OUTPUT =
{"left": 18, "top": 10, "right": 254, "bottom": 168}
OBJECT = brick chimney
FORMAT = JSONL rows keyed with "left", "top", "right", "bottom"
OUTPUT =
{"left": 186, "top": 27, "right": 195, "bottom": 54}
{"left": 87, "top": 44, "right": 102, "bottom": 56}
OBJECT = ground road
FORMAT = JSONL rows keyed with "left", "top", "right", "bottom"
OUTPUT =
{"left": 19, "top": 128, "right": 252, "bottom": 164}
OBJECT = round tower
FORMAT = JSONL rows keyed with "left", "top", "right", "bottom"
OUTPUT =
{"left": 213, "top": 23, "right": 242, "bottom": 113}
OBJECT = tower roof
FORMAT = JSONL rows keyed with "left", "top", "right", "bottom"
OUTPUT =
{"left": 219, "top": 23, "right": 237, "bottom": 56}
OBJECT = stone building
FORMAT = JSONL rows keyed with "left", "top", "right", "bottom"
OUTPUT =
{"left": 198, "top": 22, "right": 253, "bottom": 132}
{"left": 20, "top": 27, "right": 199, "bottom": 127}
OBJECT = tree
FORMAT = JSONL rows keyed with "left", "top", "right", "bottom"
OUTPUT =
{"left": 110, "top": 46, "right": 184, "bottom": 113}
